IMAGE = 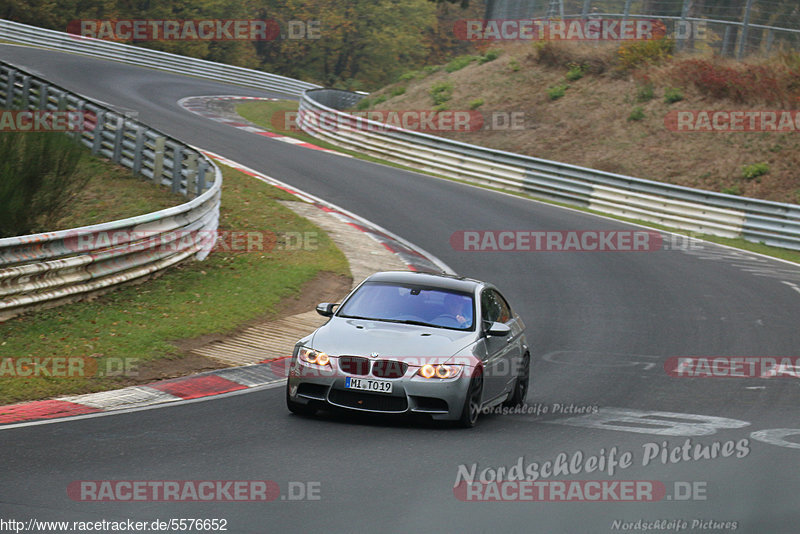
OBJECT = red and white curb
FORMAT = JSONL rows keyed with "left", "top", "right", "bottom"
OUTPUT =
{"left": 206, "top": 150, "right": 452, "bottom": 274}
{"left": 0, "top": 362, "right": 286, "bottom": 426}
{"left": 178, "top": 95, "right": 349, "bottom": 156}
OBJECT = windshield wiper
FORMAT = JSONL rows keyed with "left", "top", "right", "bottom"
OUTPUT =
{"left": 383, "top": 319, "right": 436, "bottom": 327}
{"left": 337, "top": 314, "right": 378, "bottom": 320}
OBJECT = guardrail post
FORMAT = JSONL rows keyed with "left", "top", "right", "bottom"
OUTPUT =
{"left": 21, "top": 75, "right": 31, "bottom": 109}
{"left": 151, "top": 136, "right": 166, "bottom": 185}
{"left": 185, "top": 152, "right": 199, "bottom": 197}
{"left": 197, "top": 160, "right": 208, "bottom": 193}
{"left": 765, "top": 30, "right": 774, "bottom": 54}
{"left": 91, "top": 110, "right": 105, "bottom": 155}
{"left": 171, "top": 145, "right": 184, "bottom": 194}
{"left": 132, "top": 125, "right": 145, "bottom": 175}
{"left": 1, "top": 68, "right": 13, "bottom": 107}
{"left": 38, "top": 81, "right": 48, "bottom": 109}
{"left": 112, "top": 114, "right": 125, "bottom": 162}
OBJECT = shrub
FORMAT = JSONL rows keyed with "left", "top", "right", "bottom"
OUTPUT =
{"left": 469, "top": 98, "right": 484, "bottom": 110}
{"left": 627, "top": 106, "right": 645, "bottom": 121}
{"left": 445, "top": 55, "right": 476, "bottom": 73}
{"left": 422, "top": 65, "right": 440, "bottom": 76}
{"left": 672, "top": 59, "right": 789, "bottom": 104}
{"left": 547, "top": 84, "right": 568, "bottom": 100}
{"left": 355, "top": 98, "right": 372, "bottom": 110}
{"left": 509, "top": 59, "right": 521, "bottom": 72}
{"left": 398, "top": 71, "right": 417, "bottom": 82}
{"left": 617, "top": 38, "right": 674, "bottom": 71}
{"left": 391, "top": 86, "right": 406, "bottom": 97}
{"left": 566, "top": 62, "right": 585, "bottom": 81}
{"left": 372, "top": 95, "right": 387, "bottom": 105}
{"left": 664, "top": 87, "right": 684, "bottom": 103}
{"left": 532, "top": 41, "right": 613, "bottom": 74}
{"left": 0, "top": 132, "right": 86, "bottom": 237}
{"left": 742, "top": 163, "right": 769, "bottom": 180}
{"left": 479, "top": 50, "right": 500, "bottom": 64}
{"left": 636, "top": 84, "right": 654, "bottom": 102}
{"left": 433, "top": 103, "right": 449, "bottom": 112}
{"left": 430, "top": 81, "right": 453, "bottom": 105}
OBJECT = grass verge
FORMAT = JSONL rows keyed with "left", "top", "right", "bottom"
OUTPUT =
{"left": 0, "top": 164, "right": 348, "bottom": 405}
{"left": 52, "top": 153, "right": 186, "bottom": 231}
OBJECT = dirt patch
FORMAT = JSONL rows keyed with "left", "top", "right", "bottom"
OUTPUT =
{"left": 172, "top": 270, "right": 351, "bottom": 356}
{"left": 114, "top": 271, "right": 351, "bottom": 386}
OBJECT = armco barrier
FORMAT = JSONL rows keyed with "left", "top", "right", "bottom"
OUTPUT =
{"left": 0, "top": 61, "right": 221, "bottom": 321}
{"left": 297, "top": 89, "right": 800, "bottom": 251}
{"left": 0, "top": 19, "right": 319, "bottom": 97}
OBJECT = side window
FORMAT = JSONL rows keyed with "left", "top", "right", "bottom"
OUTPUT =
{"left": 493, "top": 290, "right": 512, "bottom": 323}
{"left": 481, "top": 290, "right": 500, "bottom": 327}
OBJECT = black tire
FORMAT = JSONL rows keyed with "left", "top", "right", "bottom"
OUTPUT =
{"left": 458, "top": 371, "right": 483, "bottom": 428}
{"left": 286, "top": 386, "right": 317, "bottom": 417}
{"left": 503, "top": 353, "right": 530, "bottom": 407}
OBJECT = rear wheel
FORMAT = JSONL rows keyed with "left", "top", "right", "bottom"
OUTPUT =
{"left": 458, "top": 371, "right": 483, "bottom": 428}
{"left": 503, "top": 353, "right": 530, "bottom": 407}
{"left": 286, "top": 385, "right": 317, "bottom": 417}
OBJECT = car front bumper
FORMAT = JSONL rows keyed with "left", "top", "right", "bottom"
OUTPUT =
{"left": 286, "top": 357, "right": 474, "bottom": 421}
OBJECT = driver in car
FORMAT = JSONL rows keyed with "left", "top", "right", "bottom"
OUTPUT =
{"left": 444, "top": 294, "right": 471, "bottom": 327}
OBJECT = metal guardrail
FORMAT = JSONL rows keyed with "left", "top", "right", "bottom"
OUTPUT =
{"left": 0, "top": 61, "right": 222, "bottom": 321}
{"left": 0, "top": 19, "right": 320, "bottom": 97}
{"left": 297, "top": 89, "right": 800, "bottom": 251}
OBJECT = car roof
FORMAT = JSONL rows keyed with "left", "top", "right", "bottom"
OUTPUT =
{"left": 363, "top": 271, "right": 484, "bottom": 293}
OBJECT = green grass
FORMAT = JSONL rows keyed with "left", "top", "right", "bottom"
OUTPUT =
{"left": 231, "top": 102, "right": 800, "bottom": 268}
{"left": 0, "top": 164, "right": 348, "bottom": 405}
{"left": 628, "top": 106, "right": 646, "bottom": 121}
{"left": 742, "top": 162, "right": 769, "bottom": 180}
{"left": 445, "top": 55, "right": 476, "bottom": 73}
{"left": 547, "top": 84, "right": 568, "bottom": 100}
{"left": 51, "top": 154, "right": 186, "bottom": 230}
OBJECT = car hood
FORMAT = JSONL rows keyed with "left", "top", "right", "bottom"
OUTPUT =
{"left": 309, "top": 317, "right": 476, "bottom": 361}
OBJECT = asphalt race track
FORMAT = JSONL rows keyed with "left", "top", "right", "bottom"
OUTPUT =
{"left": 2, "top": 45, "right": 800, "bottom": 533}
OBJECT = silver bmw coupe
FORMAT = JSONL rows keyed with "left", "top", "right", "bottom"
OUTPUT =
{"left": 286, "top": 271, "right": 529, "bottom": 427}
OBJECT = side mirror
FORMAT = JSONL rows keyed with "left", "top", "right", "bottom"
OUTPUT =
{"left": 316, "top": 303, "right": 338, "bottom": 317}
{"left": 486, "top": 322, "right": 511, "bottom": 337}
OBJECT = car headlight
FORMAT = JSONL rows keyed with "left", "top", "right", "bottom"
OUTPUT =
{"left": 298, "top": 347, "right": 330, "bottom": 366}
{"left": 417, "top": 364, "right": 462, "bottom": 379}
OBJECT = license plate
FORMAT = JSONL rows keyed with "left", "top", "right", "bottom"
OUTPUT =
{"left": 345, "top": 376, "right": 393, "bottom": 394}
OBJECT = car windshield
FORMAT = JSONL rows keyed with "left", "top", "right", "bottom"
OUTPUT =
{"left": 337, "top": 281, "right": 475, "bottom": 330}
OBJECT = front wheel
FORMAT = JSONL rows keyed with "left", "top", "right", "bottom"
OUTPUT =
{"left": 458, "top": 371, "right": 483, "bottom": 428}
{"left": 286, "top": 386, "right": 317, "bottom": 417}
